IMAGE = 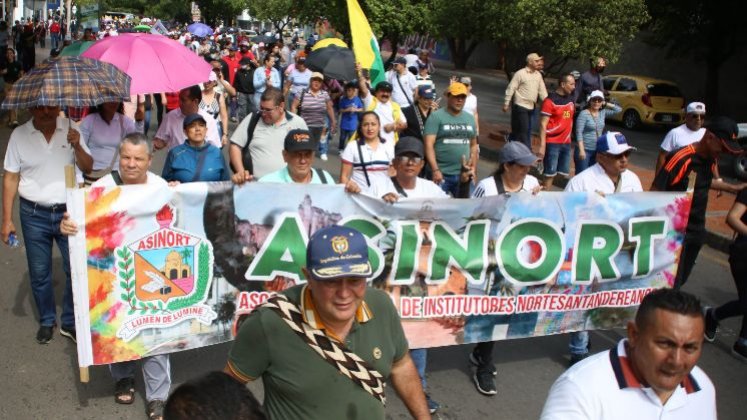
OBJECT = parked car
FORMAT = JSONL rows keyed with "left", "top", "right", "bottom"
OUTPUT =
{"left": 718, "top": 122, "right": 747, "bottom": 181}
{"left": 602, "top": 75, "right": 686, "bottom": 130}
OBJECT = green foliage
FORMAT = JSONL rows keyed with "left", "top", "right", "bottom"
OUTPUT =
{"left": 498, "top": 0, "right": 649, "bottom": 63}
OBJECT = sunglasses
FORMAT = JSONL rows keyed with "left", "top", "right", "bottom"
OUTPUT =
{"left": 604, "top": 150, "right": 632, "bottom": 160}
{"left": 397, "top": 156, "right": 423, "bottom": 165}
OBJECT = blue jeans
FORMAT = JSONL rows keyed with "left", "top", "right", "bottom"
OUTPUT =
{"left": 439, "top": 173, "right": 472, "bottom": 198}
{"left": 19, "top": 198, "right": 74, "bottom": 328}
{"left": 144, "top": 109, "right": 152, "bottom": 135}
{"left": 51, "top": 33, "right": 60, "bottom": 50}
{"left": 410, "top": 348, "right": 427, "bottom": 389}
{"left": 573, "top": 146, "right": 596, "bottom": 174}
{"left": 569, "top": 331, "right": 589, "bottom": 355}
{"left": 339, "top": 129, "right": 355, "bottom": 152}
{"left": 309, "top": 126, "right": 326, "bottom": 155}
{"left": 510, "top": 104, "right": 534, "bottom": 150}
{"left": 542, "top": 143, "right": 571, "bottom": 177}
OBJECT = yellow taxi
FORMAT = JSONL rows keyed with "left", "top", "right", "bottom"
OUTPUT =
{"left": 602, "top": 75, "right": 685, "bottom": 130}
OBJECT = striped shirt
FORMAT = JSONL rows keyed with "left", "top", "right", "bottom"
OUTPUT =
{"left": 341, "top": 139, "right": 395, "bottom": 191}
{"left": 298, "top": 89, "right": 330, "bottom": 128}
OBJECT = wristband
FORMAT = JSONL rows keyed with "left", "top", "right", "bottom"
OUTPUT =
{"left": 433, "top": 168, "right": 441, "bottom": 173}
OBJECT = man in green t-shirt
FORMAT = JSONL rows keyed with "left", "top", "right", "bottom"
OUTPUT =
{"left": 225, "top": 226, "right": 430, "bottom": 420}
{"left": 423, "top": 82, "right": 478, "bottom": 197}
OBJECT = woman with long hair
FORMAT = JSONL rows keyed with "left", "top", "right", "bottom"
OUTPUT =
{"left": 339, "top": 111, "right": 395, "bottom": 192}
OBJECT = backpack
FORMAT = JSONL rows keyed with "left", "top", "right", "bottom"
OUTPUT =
{"left": 234, "top": 111, "right": 297, "bottom": 174}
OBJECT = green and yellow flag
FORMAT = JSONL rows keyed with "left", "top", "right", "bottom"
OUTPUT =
{"left": 347, "top": 0, "right": 386, "bottom": 87}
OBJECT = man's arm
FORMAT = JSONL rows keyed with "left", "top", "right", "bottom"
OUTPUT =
{"left": 1, "top": 172, "right": 19, "bottom": 244}
{"left": 389, "top": 353, "right": 430, "bottom": 420}
{"left": 538, "top": 115, "right": 550, "bottom": 158}
{"left": 423, "top": 134, "right": 442, "bottom": 184}
{"left": 503, "top": 72, "right": 519, "bottom": 111}
{"left": 68, "top": 128, "right": 93, "bottom": 173}
{"left": 229, "top": 143, "right": 252, "bottom": 184}
{"left": 711, "top": 179, "right": 747, "bottom": 194}
{"left": 655, "top": 150, "right": 668, "bottom": 175}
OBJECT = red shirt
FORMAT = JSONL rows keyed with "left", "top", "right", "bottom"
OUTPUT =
{"left": 49, "top": 22, "right": 60, "bottom": 34}
{"left": 239, "top": 51, "right": 255, "bottom": 62}
{"left": 541, "top": 92, "right": 575, "bottom": 144}
{"left": 223, "top": 54, "right": 242, "bottom": 85}
{"left": 165, "top": 92, "right": 180, "bottom": 112}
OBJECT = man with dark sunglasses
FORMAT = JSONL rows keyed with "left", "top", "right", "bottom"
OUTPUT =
{"left": 564, "top": 131, "right": 643, "bottom": 366}
{"left": 655, "top": 102, "right": 707, "bottom": 174}
{"left": 652, "top": 117, "right": 747, "bottom": 289}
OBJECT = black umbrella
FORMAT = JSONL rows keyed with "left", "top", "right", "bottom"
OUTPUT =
{"left": 251, "top": 35, "right": 276, "bottom": 44}
{"left": 306, "top": 44, "right": 356, "bottom": 81}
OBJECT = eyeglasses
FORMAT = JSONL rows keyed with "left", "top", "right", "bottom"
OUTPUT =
{"left": 259, "top": 106, "right": 279, "bottom": 113}
{"left": 397, "top": 156, "right": 423, "bottom": 165}
{"left": 604, "top": 150, "right": 632, "bottom": 160}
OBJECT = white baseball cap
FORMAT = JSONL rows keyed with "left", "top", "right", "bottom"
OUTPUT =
{"left": 686, "top": 102, "right": 706, "bottom": 115}
{"left": 596, "top": 132, "right": 636, "bottom": 155}
{"left": 587, "top": 90, "right": 605, "bottom": 101}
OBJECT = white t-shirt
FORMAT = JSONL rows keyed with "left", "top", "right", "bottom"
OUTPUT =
{"left": 341, "top": 139, "right": 395, "bottom": 193}
{"left": 464, "top": 94, "right": 478, "bottom": 116}
{"left": 540, "top": 339, "right": 716, "bottom": 420}
{"left": 93, "top": 171, "right": 167, "bottom": 187}
{"left": 565, "top": 163, "right": 643, "bottom": 193}
{"left": 386, "top": 70, "right": 418, "bottom": 108}
{"left": 404, "top": 54, "right": 420, "bottom": 69}
{"left": 154, "top": 108, "right": 221, "bottom": 150}
{"left": 368, "top": 176, "right": 448, "bottom": 199}
{"left": 79, "top": 113, "right": 139, "bottom": 170}
{"left": 660, "top": 124, "right": 706, "bottom": 152}
{"left": 3, "top": 118, "right": 89, "bottom": 206}
{"left": 472, "top": 173, "right": 540, "bottom": 197}
{"left": 362, "top": 95, "right": 406, "bottom": 144}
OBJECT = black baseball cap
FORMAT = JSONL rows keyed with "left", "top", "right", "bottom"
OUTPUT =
{"left": 284, "top": 129, "right": 317, "bottom": 152}
{"left": 375, "top": 81, "right": 393, "bottom": 92}
{"left": 706, "top": 116, "right": 742, "bottom": 154}
{"left": 395, "top": 136, "right": 424, "bottom": 158}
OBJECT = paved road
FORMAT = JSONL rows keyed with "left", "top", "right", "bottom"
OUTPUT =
{"left": 1, "top": 49, "right": 745, "bottom": 419}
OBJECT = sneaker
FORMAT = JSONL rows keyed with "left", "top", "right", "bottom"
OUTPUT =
{"left": 473, "top": 369, "right": 497, "bottom": 396}
{"left": 469, "top": 351, "right": 497, "bottom": 376}
{"left": 36, "top": 325, "right": 54, "bottom": 344}
{"left": 568, "top": 352, "right": 589, "bottom": 367}
{"left": 732, "top": 341, "right": 747, "bottom": 363}
{"left": 60, "top": 325, "right": 77, "bottom": 344}
{"left": 703, "top": 307, "right": 718, "bottom": 343}
{"left": 320, "top": 153, "right": 328, "bottom": 161}
{"left": 425, "top": 393, "right": 440, "bottom": 414}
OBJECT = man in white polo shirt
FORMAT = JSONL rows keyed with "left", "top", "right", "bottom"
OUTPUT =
{"left": 541, "top": 288, "right": 716, "bottom": 420}
{"left": 2, "top": 105, "right": 93, "bottom": 344}
{"left": 564, "top": 132, "right": 643, "bottom": 366}
{"left": 153, "top": 85, "right": 221, "bottom": 151}
{"left": 655, "top": 102, "right": 707, "bottom": 174}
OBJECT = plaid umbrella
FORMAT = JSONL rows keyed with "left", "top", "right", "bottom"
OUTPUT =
{"left": 1, "top": 56, "right": 131, "bottom": 110}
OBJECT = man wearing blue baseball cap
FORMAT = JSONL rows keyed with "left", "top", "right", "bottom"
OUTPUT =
{"left": 226, "top": 225, "right": 430, "bottom": 419}
{"left": 564, "top": 132, "right": 643, "bottom": 366}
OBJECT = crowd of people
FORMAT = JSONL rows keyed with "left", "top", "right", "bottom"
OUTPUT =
{"left": 0, "top": 17, "right": 745, "bottom": 420}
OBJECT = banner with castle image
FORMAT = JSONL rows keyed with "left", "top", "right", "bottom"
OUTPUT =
{"left": 67, "top": 182, "right": 690, "bottom": 367}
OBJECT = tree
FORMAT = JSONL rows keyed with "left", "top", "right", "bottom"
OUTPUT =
{"left": 644, "top": 0, "right": 745, "bottom": 112}
{"left": 429, "top": 0, "right": 498, "bottom": 70}
{"left": 244, "top": 0, "right": 297, "bottom": 33}
{"left": 495, "top": 0, "right": 649, "bottom": 74}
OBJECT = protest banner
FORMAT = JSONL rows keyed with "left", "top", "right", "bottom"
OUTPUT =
{"left": 67, "top": 182, "right": 690, "bottom": 368}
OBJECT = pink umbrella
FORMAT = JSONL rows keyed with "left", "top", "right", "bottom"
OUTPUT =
{"left": 81, "top": 33, "right": 212, "bottom": 94}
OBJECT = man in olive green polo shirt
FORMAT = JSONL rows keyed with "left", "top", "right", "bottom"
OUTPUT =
{"left": 225, "top": 225, "right": 430, "bottom": 419}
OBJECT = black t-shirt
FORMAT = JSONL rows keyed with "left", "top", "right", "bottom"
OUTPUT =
{"left": 401, "top": 104, "right": 431, "bottom": 140}
{"left": 735, "top": 188, "right": 747, "bottom": 244}
{"left": 653, "top": 145, "right": 715, "bottom": 237}
{"left": 2, "top": 60, "right": 22, "bottom": 83}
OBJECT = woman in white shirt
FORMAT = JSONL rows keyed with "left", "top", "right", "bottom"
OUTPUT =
{"left": 340, "top": 111, "right": 395, "bottom": 192}
{"left": 79, "top": 102, "right": 138, "bottom": 185}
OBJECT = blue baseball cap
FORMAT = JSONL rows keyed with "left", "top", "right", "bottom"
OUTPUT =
{"left": 417, "top": 86, "right": 435, "bottom": 99}
{"left": 306, "top": 226, "right": 372, "bottom": 281}
{"left": 183, "top": 113, "right": 207, "bottom": 128}
{"left": 596, "top": 131, "right": 636, "bottom": 155}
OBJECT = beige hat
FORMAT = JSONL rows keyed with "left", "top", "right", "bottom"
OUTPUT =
{"left": 310, "top": 72, "right": 325, "bottom": 81}
{"left": 526, "top": 53, "right": 542, "bottom": 63}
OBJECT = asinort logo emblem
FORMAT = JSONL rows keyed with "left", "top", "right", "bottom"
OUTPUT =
{"left": 115, "top": 204, "right": 216, "bottom": 341}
